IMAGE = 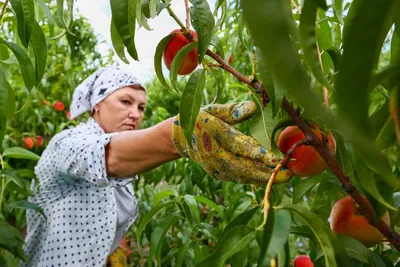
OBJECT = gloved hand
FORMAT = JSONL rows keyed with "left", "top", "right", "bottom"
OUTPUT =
{"left": 106, "top": 247, "right": 127, "bottom": 267}
{"left": 172, "top": 101, "right": 292, "bottom": 185}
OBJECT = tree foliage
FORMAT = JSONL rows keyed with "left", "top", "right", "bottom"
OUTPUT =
{"left": 1, "top": 0, "right": 400, "bottom": 266}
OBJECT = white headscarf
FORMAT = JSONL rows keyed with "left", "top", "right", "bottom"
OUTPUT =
{"left": 70, "top": 66, "right": 146, "bottom": 119}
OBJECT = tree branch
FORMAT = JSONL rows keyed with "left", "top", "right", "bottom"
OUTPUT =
{"left": 204, "top": 47, "right": 400, "bottom": 252}
{"left": 0, "top": 0, "right": 9, "bottom": 19}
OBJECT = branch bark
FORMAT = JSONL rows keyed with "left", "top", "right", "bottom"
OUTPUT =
{"left": 204, "top": 47, "right": 400, "bottom": 251}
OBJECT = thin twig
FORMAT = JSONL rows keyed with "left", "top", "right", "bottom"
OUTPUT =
{"left": 184, "top": 0, "right": 190, "bottom": 29}
{"left": 316, "top": 41, "right": 330, "bottom": 110}
{"left": 207, "top": 63, "right": 223, "bottom": 68}
{"left": 0, "top": 0, "right": 9, "bottom": 19}
{"left": 256, "top": 138, "right": 310, "bottom": 230}
{"left": 291, "top": 0, "right": 302, "bottom": 14}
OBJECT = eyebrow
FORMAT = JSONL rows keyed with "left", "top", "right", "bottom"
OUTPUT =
{"left": 120, "top": 94, "right": 146, "bottom": 105}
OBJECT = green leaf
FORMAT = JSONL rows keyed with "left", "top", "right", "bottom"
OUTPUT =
{"left": 335, "top": 0, "right": 394, "bottom": 135}
{"left": 2, "top": 147, "right": 40, "bottom": 160}
{"left": 30, "top": 21, "right": 47, "bottom": 84}
{"left": 242, "top": 0, "right": 330, "bottom": 124}
{"left": 209, "top": 67, "right": 224, "bottom": 104}
{"left": 136, "top": 201, "right": 173, "bottom": 249}
{"left": 0, "top": 68, "right": 8, "bottom": 145}
{"left": 0, "top": 38, "right": 36, "bottom": 90}
{"left": 222, "top": 206, "right": 259, "bottom": 235}
{"left": 56, "top": 0, "right": 75, "bottom": 36}
{"left": 325, "top": 47, "right": 341, "bottom": 72}
{"left": 210, "top": 36, "right": 224, "bottom": 61}
{"left": 179, "top": 69, "right": 206, "bottom": 147}
{"left": 37, "top": 0, "right": 54, "bottom": 35}
{"left": 292, "top": 173, "right": 334, "bottom": 203}
{"left": 153, "top": 188, "right": 178, "bottom": 206}
{"left": 354, "top": 154, "right": 397, "bottom": 210}
{"left": 197, "top": 226, "right": 256, "bottom": 267}
{"left": 170, "top": 41, "right": 198, "bottom": 90}
{"left": 311, "top": 179, "right": 342, "bottom": 220}
{"left": 141, "top": 0, "right": 157, "bottom": 19}
{"left": 190, "top": 0, "right": 215, "bottom": 62}
{"left": 182, "top": 194, "right": 201, "bottom": 226}
{"left": 7, "top": 200, "right": 46, "bottom": 218}
{"left": 9, "top": 0, "right": 34, "bottom": 47}
{"left": 375, "top": 117, "right": 395, "bottom": 149}
{"left": 0, "top": 219, "right": 26, "bottom": 261}
{"left": 148, "top": 213, "right": 181, "bottom": 267}
{"left": 269, "top": 117, "right": 295, "bottom": 155}
{"left": 110, "top": 18, "right": 129, "bottom": 64}
{"left": 338, "top": 235, "right": 372, "bottom": 264}
{"left": 332, "top": 0, "right": 343, "bottom": 24}
{"left": 259, "top": 209, "right": 291, "bottom": 261}
{"left": 0, "top": 43, "right": 10, "bottom": 61}
{"left": 0, "top": 66, "right": 14, "bottom": 125}
{"left": 154, "top": 33, "right": 176, "bottom": 92}
{"left": 370, "top": 64, "right": 400, "bottom": 91}
{"left": 110, "top": 0, "right": 138, "bottom": 60}
{"left": 237, "top": 14, "right": 248, "bottom": 50}
{"left": 280, "top": 204, "right": 348, "bottom": 267}
{"left": 194, "top": 196, "right": 226, "bottom": 220}
{"left": 176, "top": 238, "right": 192, "bottom": 267}
{"left": 299, "top": 0, "right": 333, "bottom": 91}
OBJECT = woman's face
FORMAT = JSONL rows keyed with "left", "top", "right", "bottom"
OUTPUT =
{"left": 93, "top": 86, "right": 147, "bottom": 133}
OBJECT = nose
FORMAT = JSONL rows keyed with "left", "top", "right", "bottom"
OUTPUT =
{"left": 128, "top": 106, "right": 140, "bottom": 120}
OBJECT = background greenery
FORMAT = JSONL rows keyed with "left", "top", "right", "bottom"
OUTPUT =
{"left": 0, "top": 0, "right": 400, "bottom": 266}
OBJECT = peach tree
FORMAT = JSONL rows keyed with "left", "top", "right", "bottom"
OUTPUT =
{"left": 1, "top": 0, "right": 400, "bottom": 266}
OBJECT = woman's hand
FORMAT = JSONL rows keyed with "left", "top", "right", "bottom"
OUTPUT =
{"left": 172, "top": 101, "right": 292, "bottom": 185}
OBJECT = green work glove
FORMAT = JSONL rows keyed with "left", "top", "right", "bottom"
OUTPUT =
{"left": 172, "top": 101, "right": 292, "bottom": 185}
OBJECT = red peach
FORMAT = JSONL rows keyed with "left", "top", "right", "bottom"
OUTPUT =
{"left": 35, "top": 136, "right": 44, "bottom": 147}
{"left": 330, "top": 196, "right": 390, "bottom": 247}
{"left": 53, "top": 101, "right": 65, "bottom": 111}
{"left": 163, "top": 29, "right": 199, "bottom": 75}
{"left": 23, "top": 137, "right": 34, "bottom": 150}
{"left": 277, "top": 124, "right": 336, "bottom": 177}
{"left": 293, "top": 255, "right": 314, "bottom": 267}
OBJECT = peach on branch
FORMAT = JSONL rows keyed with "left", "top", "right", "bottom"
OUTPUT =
{"left": 293, "top": 255, "right": 314, "bottom": 267}
{"left": 163, "top": 29, "right": 199, "bottom": 75}
{"left": 277, "top": 124, "right": 336, "bottom": 177}
{"left": 330, "top": 195, "right": 390, "bottom": 247}
{"left": 54, "top": 101, "right": 65, "bottom": 111}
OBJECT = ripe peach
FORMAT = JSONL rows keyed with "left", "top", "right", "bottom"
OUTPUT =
{"left": 54, "top": 101, "right": 65, "bottom": 111}
{"left": 277, "top": 124, "right": 336, "bottom": 177}
{"left": 163, "top": 29, "right": 199, "bottom": 75}
{"left": 330, "top": 196, "right": 390, "bottom": 247}
{"left": 293, "top": 255, "right": 314, "bottom": 267}
{"left": 35, "top": 136, "right": 44, "bottom": 147}
{"left": 23, "top": 137, "right": 34, "bottom": 150}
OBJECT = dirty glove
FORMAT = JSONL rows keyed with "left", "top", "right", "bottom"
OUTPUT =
{"left": 172, "top": 101, "right": 292, "bottom": 185}
{"left": 106, "top": 247, "right": 127, "bottom": 267}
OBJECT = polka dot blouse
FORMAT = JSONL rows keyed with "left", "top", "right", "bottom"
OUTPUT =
{"left": 21, "top": 118, "right": 139, "bottom": 267}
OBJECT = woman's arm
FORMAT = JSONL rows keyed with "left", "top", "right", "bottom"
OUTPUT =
{"left": 105, "top": 117, "right": 181, "bottom": 177}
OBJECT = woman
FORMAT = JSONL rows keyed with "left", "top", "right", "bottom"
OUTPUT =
{"left": 22, "top": 66, "right": 291, "bottom": 266}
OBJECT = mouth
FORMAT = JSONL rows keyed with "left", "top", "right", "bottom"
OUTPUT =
{"left": 123, "top": 124, "right": 136, "bottom": 130}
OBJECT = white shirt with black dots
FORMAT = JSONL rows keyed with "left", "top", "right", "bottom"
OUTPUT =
{"left": 21, "top": 118, "right": 139, "bottom": 267}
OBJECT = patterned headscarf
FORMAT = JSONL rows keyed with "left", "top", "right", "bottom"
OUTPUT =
{"left": 70, "top": 66, "right": 146, "bottom": 119}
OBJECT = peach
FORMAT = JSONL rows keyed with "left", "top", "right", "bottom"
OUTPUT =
{"left": 23, "top": 137, "right": 34, "bottom": 150}
{"left": 277, "top": 124, "right": 336, "bottom": 177}
{"left": 293, "top": 255, "right": 314, "bottom": 267}
{"left": 163, "top": 29, "right": 199, "bottom": 75}
{"left": 35, "top": 136, "right": 44, "bottom": 147}
{"left": 330, "top": 196, "right": 390, "bottom": 247}
{"left": 54, "top": 101, "right": 65, "bottom": 111}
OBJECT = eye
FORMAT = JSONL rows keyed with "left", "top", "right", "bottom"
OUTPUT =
{"left": 121, "top": 99, "right": 131, "bottom": 105}
{"left": 139, "top": 106, "right": 145, "bottom": 111}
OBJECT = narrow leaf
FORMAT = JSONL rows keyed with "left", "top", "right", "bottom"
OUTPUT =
{"left": 0, "top": 67, "right": 8, "bottom": 144}
{"left": 10, "top": 0, "right": 34, "bottom": 47}
{"left": 30, "top": 21, "right": 47, "bottom": 84}
{"left": 280, "top": 204, "right": 348, "bottom": 267}
{"left": 0, "top": 38, "right": 36, "bottom": 89}
{"left": 338, "top": 235, "right": 372, "bottom": 264}
{"left": 182, "top": 194, "right": 201, "bottom": 226}
{"left": 110, "top": 0, "right": 138, "bottom": 60}
{"left": 222, "top": 207, "right": 259, "bottom": 235}
{"left": 2, "top": 147, "right": 40, "bottom": 160}
{"left": 136, "top": 201, "right": 172, "bottom": 249}
{"left": 153, "top": 189, "right": 178, "bottom": 206}
{"left": 37, "top": 0, "right": 54, "bottom": 35}
{"left": 110, "top": 18, "right": 129, "bottom": 64}
{"left": 197, "top": 226, "right": 256, "bottom": 267}
{"left": 390, "top": 85, "right": 400, "bottom": 143}
{"left": 148, "top": 213, "right": 181, "bottom": 267}
{"left": 332, "top": 0, "right": 343, "bottom": 24}
{"left": 190, "top": 0, "right": 215, "bottom": 62}
{"left": 179, "top": 69, "right": 206, "bottom": 147}
{"left": 210, "top": 36, "right": 224, "bottom": 61}
{"left": 169, "top": 41, "right": 198, "bottom": 90}
{"left": 292, "top": 173, "right": 334, "bottom": 203}
{"left": 299, "top": 0, "right": 333, "bottom": 91}
{"left": 194, "top": 196, "right": 226, "bottom": 220}
{"left": 154, "top": 33, "right": 175, "bottom": 92}
{"left": 335, "top": 0, "right": 394, "bottom": 135}
{"left": 56, "top": 0, "right": 75, "bottom": 36}
{"left": 7, "top": 200, "right": 46, "bottom": 218}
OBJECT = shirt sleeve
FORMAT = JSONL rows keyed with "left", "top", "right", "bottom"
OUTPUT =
{"left": 49, "top": 129, "right": 117, "bottom": 187}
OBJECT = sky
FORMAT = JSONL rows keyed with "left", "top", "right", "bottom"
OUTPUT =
{"left": 75, "top": 0, "right": 202, "bottom": 82}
